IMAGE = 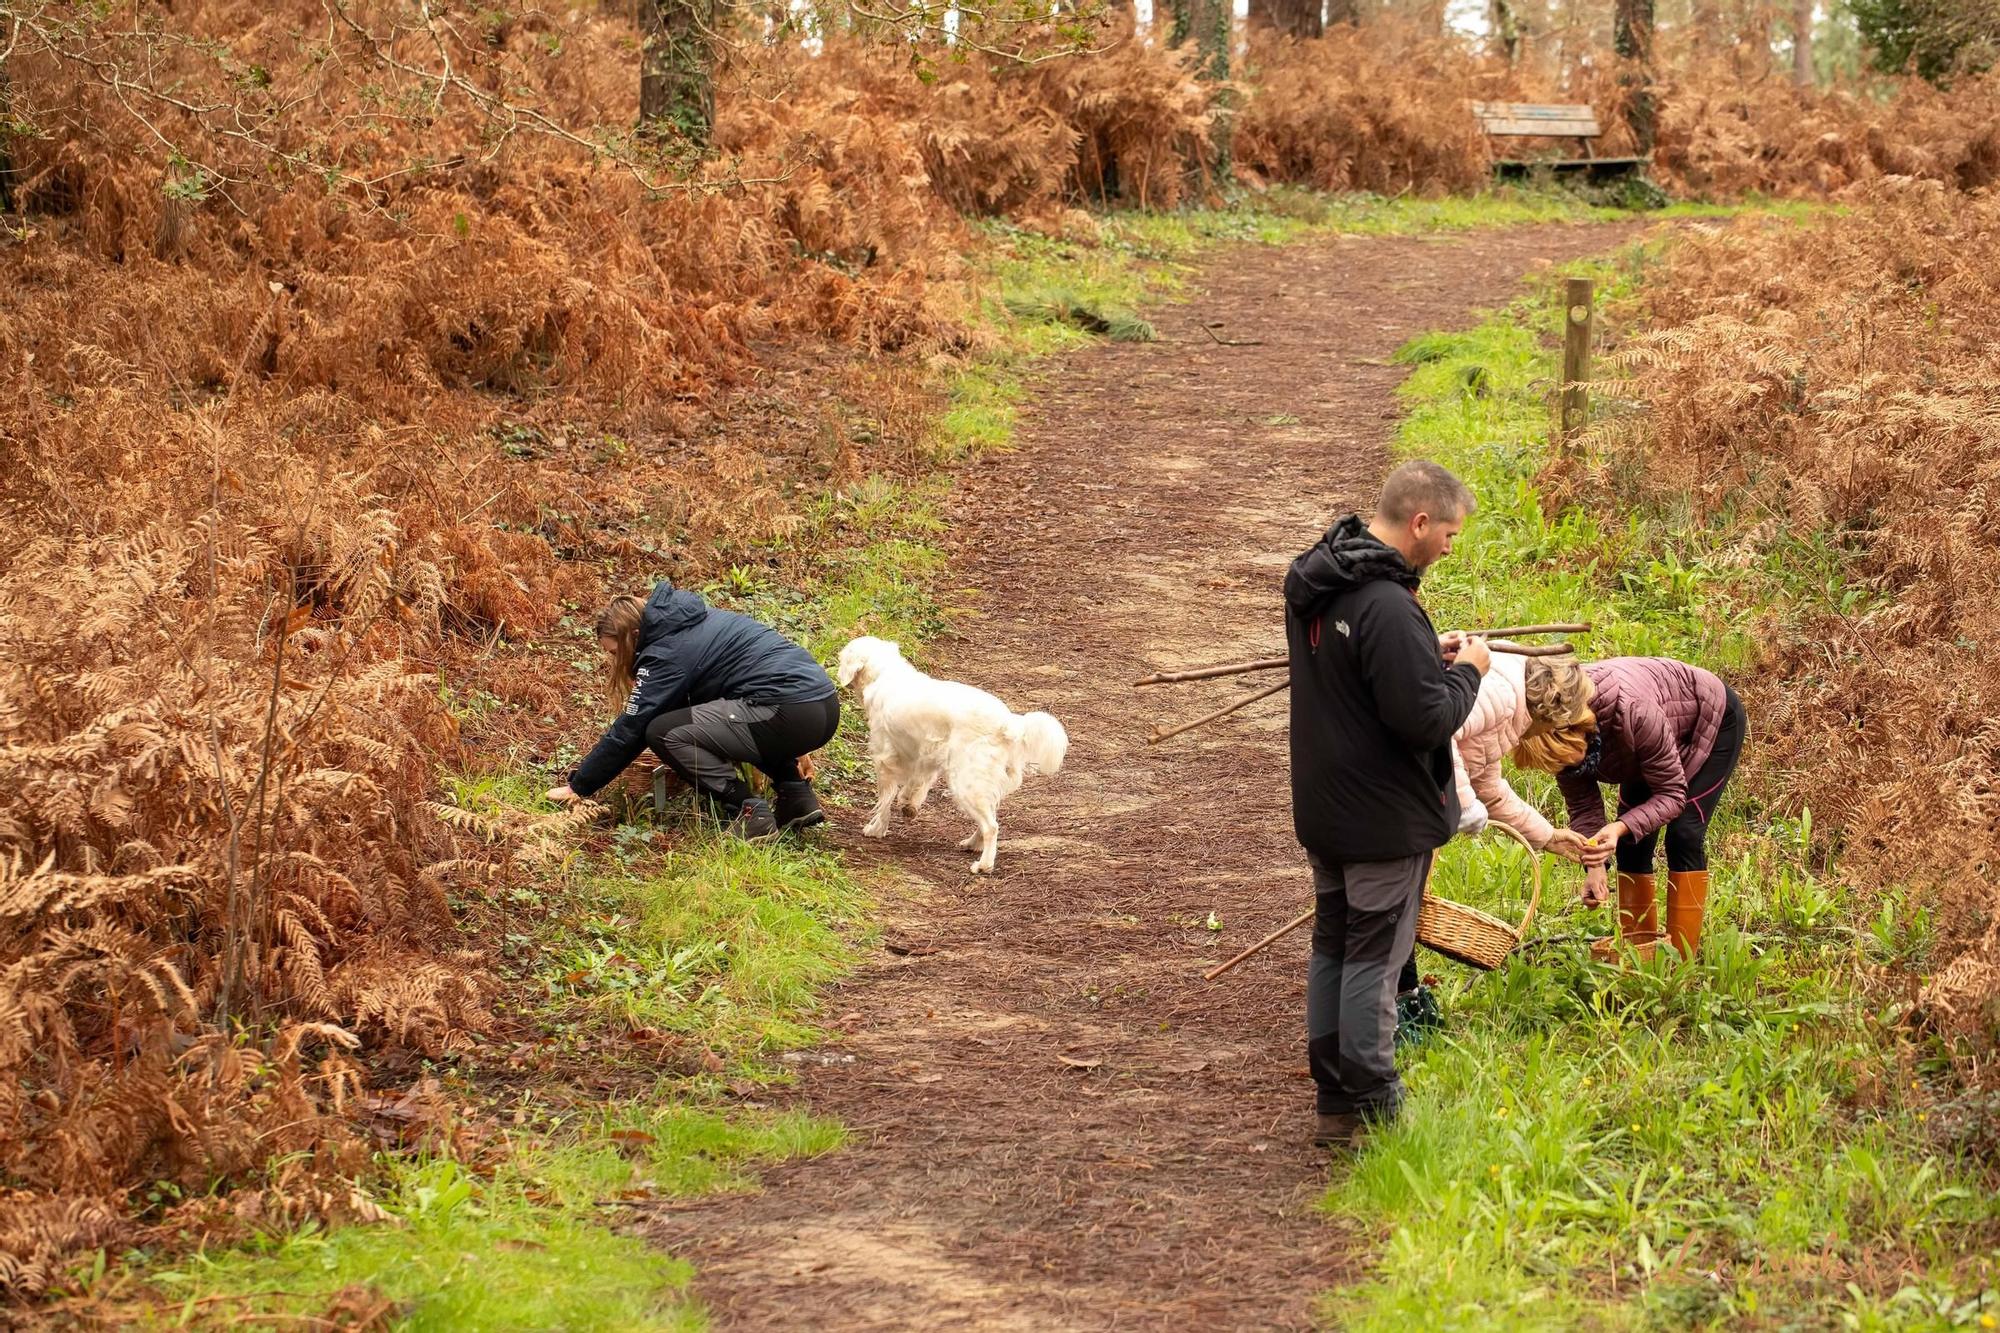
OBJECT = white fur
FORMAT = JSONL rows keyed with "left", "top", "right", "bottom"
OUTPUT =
{"left": 836, "top": 636, "right": 1068, "bottom": 874}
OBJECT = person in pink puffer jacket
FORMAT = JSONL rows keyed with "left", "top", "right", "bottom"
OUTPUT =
{"left": 1449, "top": 653, "right": 1593, "bottom": 859}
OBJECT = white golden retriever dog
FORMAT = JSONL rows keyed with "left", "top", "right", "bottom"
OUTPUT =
{"left": 836, "top": 636, "right": 1069, "bottom": 874}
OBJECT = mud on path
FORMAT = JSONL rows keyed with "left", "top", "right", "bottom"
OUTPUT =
{"left": 638, "top": 222, "right": 1646, "bottom": 1329}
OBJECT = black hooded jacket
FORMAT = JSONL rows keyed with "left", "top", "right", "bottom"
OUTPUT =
{"left": 568, "top": 581, "right": 836, "bottom": 798}
{"left": 1285, "top": 515, "right": 1482, "bottom": 863}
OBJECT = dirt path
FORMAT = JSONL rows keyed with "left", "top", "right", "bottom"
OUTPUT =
{"left": 640, "top": 222, "right": 1644, "bottom": 1330}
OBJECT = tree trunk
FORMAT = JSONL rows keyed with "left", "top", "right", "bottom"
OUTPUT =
{"left": 0, "top": 12, "right": 13, "bottom": 216}
{"left": 1324, "top": 0, "right": 1361, "bottom": 26}
{"left": 1491, "top": 0, "right": 1522, "bottom": 62}
{"left": 1247, "top": 0, "right": 1275, "bottom": 28}
{"left": 639, "top": 0, "right": 715, "bottom": 146}
{"left": 1614, "top": 0, "right": 1656, "bottom": 155}
{"left": 1178, "top": 0, "right": 1232, "bottom": 177}
{"left": 1792, "top": 0, "right": 1814, "bottom": 82}
{"left": 1284, "top": 0, "right": 1326, "bottom": 38}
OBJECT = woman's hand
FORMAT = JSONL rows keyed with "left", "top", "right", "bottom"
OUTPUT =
{"left": 1579, "top": 863, "right": 1610, "bottom": 907}
{"left": 1581, "top": 820, "right": 1627, "bottom": 867}
{"left": 1545, "top": 828, "right": 1592, "bottom": 862}
{"left": 545, "top": 784, "right": 578, "bottom": 804}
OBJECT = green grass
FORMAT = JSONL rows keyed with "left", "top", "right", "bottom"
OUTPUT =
{"left": 1318, "top": 249, "right": 2000, "bottom": 1329}
{"left": 141, "top": 1159, "right": 700, "bottom": 1331}
{"left": 541, "top": 835, "right": 872, "bottom": 1061}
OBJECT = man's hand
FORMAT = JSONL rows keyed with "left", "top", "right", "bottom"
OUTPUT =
{"left": 1580, "top": 820, "right": 1627, "bottom": 867}
{"left": 545, "top": 784, "right": 578, "bottom": 804}
{"left": 1439, "top": 631, "right": 1465, "bottom": 663}
{"left": 1456, "top": 635, "right": 1492, "bottom": 677}
{"left": 1545, "top": 828, "right": 1593, "bottom": 862}
{"left": 1580, "top": 863, "right": 1610, "bottom": 907}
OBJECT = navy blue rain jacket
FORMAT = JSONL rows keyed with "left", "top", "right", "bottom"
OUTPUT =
{"left": 567, "top": 581, "right": 836, "bottom": 798}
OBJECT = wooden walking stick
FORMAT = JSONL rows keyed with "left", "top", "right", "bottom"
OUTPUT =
{"left": 1133, "top": 657, "right": 1287, "bottom": 687}
{"left": 1472, "top": 621, "right": 1591, "bottom": 639}
{"left": 1489, "top": 641, "right": 1581, "bottom": 658}
{"left": 1148, "top": 677, "right": 1288, "bottom": 744}
{"left": 1133, "top": 623, "right": 1590, "bottom": 688}
{"left": 1204, "top": 906, "right": 1316, "bottom": 981}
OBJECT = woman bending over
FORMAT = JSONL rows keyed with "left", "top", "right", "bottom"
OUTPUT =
{"left": 1513, "top": 655, "right": 1746, "bottom": 959}
{"left": 546, "top": 580, "right": 840, "bottom": 839}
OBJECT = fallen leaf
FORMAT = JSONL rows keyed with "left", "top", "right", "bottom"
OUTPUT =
{"left": 910, "top": 1072, "right": 945, "bottom": 1084}
{"left": 1059, "top": 1054, "right": 1102, "bottom": 1070}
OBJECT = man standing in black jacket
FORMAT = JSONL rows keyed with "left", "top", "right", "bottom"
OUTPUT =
{"left": 1285, "top": 460, "right": 1490, "bottom": 1148}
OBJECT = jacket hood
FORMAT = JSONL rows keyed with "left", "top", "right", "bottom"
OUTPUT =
{"left": 1284, "top": 514, "right": 1420, "bottom": 617}
{"left": 642, "top": 579, "right": 709, "bottom": 639}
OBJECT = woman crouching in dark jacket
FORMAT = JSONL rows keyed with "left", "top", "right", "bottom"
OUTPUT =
{"left": 1513, "top": 655, "right": 1747, "bottom": 960}
{"left": 545, "top": 580, "right": 840, "bottom": 839}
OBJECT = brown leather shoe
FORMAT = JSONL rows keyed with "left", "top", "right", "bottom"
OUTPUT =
{"left": 1314, "top": 1112, "right": 1367, "bottom": 1149}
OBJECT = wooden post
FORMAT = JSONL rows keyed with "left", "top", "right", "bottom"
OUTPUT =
{"left": 1559, "top": 277, "right": 1593, "bottom": 447}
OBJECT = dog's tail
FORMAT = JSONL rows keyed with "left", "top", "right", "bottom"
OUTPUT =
{"left": 1011, "top": 710, "right": 1069, "bottom": 777}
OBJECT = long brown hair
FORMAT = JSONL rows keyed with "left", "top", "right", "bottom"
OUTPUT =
{"left": 1511, "top": 655, "right": 1597, "bottom": 772}
{"left": 594, "top": 594, "right": 646, "bottom": 709}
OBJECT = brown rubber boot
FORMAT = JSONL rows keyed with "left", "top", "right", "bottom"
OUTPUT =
{"left": 1590, "top": 872, "right": 1663, "bottom": 961}
{"left": 1666, "top": 870, "right": 1710, "bottom": 958}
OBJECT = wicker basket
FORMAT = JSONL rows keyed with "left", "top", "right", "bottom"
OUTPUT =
{"left": 1416, "top": 821, "right": 1543, "bottom": 970}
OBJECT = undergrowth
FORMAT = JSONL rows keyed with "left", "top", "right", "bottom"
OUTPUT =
{"left": 1319, "top": 250, "right": 2000, "bottom": 1328}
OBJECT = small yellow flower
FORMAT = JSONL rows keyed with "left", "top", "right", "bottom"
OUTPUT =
{"left": 1918, "top": 1112, "right": 1929, "bottom": 1123}
{"left": 1979, "top": 1314, "right": 1995, "bottom": 1330}
{"left": 1911, "top": 1079, "right": 1921, "bottom": 1090}
{"left": 1489, "top": 1164, "right": 1502, "bottom": 1177}
{"left": 1630, "top": 1123, "right": 1642, "bottom": 1134}
{"left": 1494, "top": 1106, "right": 1509, "bottom": 1120}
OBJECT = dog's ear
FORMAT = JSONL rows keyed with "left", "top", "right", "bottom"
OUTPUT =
{"left": 835, "top": 644, "right": 867, "bottom": 689}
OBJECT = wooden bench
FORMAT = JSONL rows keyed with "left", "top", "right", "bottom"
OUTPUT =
{"left": 1471, "top": 102, "right": 1644, "bottom": 182}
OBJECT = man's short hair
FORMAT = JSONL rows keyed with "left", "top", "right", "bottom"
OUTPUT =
{"left": 1377, "top": 460, "right": 1475, "bottom": 524}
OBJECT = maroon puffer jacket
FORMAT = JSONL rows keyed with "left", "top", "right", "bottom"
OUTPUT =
{"left": 1558, "top": 658, "right": 1730, "bottom": 840}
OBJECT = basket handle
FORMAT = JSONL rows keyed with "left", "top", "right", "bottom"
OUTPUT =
{"left": 1480, "top": 819, "right": 1544, "bottom": 938}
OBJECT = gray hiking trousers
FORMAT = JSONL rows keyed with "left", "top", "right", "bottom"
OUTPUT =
{"left": 643, "top": 696, "right": 838, "bottom": 803}
{"left": 1306, "top": 851, "right": 1431, "bottom": 1118}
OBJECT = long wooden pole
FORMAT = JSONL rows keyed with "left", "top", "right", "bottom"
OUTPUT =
{"left": 1204, "top": 906, "right": 1315, "bottom": 981}
{"left": 1132, "top": 656, "right": 1287, "bottom": 687}
{"left": 1133, "top": 623, "right": 1590, "bottom": 686}
{"left": 1149, "top": 678, "right": 1288, "bottom": 744}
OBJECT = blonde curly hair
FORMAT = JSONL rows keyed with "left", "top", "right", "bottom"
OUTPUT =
{"left": 1511, "top": 655, "right": 1596, "bottom": 772}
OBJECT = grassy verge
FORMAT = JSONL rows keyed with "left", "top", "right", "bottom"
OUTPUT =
{"left": 1322, "top": 248, "right": 2000, "bottom": 1328}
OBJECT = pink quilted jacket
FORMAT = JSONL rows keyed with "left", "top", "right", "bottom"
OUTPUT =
{"left": 1449, "top": 653, "right": 1556, "bottom": 849}
{"left": 1558, "top": 657, "right": 1730, "bottom": 841}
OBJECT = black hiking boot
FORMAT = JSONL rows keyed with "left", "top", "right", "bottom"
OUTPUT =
{"left": 773, "top": 780, "right": 825, "bottom": 831}
{"left": 724, "top": 797, "right": 779, "bottom": 842}
{"left": 1394, "top": 983, "right": 1444, "bottom": 1050}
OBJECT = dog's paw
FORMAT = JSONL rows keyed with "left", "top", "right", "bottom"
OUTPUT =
{"left": 968, "top": 857, "right": 996, "bottom": 875}
{"left": 895, "top": 801, "right": 922, "bottom": 819}
{"left": 957, "top": 832, "right": 978, "bottom": 851}
{"left": 862, "top": 818, "right": 890, "bottom": 839}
